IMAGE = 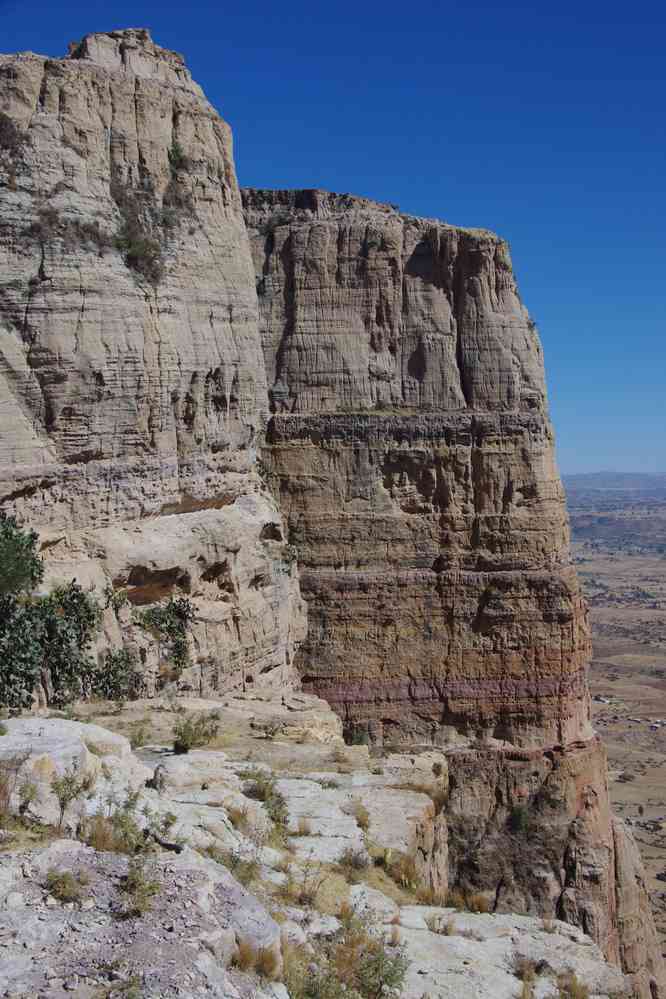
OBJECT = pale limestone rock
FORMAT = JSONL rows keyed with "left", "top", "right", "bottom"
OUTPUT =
{"left": 0, "top": 30, "right": 305, "bottom": 697}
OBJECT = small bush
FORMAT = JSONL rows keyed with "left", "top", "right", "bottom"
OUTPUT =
{"left": 227, "top": 804, "right": 250, "bottom": 832}
{"left": 51, "top": 765, "right": 96, "bottom": 829}
{"left": 242, "top": 771, "right": 288, "bottom": 828}
{"left": 167, "top": 141, "right": 189, "bottom": 173}
{"left": 173, "top": 712, "right": 219, "bottom": 754}
{"left": 128, "top": 720, "right": 153, "bottom": 750}
{"left": 256, "top": 946, "right": 280, "bottom": 980}
{"left": 120, "top": 857, "right": 159, "bottom": 918}
{"left": 45, "top": 868, "right": 88, "bottom": 903}
{"left": 466, "top": 891, "right": 490, "bottom": 913}
{"left": 512, "top": 954, "right": 537, "bottom": 983}
{"left": 81, "top": 787, "right": 146, "bottom": 854}
{"left": 336, "top": 846, "right": 369, "bottom": 883}
{"left": 208, "top": 846, "right": 260, "bottom": 887}
{"left": 0, "top": 722, "right": 6, "bottom": 736}
{"left": 386, "top": 851, "right": 418, "bottom": 890}
{"left": 92, "top": 647, "right": 144, "bottom": 701}
{"left": 138, "top": 596, "right": 195, "bottom": 670}
{"left": 0, "top": 513, "right": 43, "bottom": 596}
{"left": 508, "top": 805, "right": 531, "bottom": 834}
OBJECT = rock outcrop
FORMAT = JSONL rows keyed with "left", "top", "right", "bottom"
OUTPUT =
{"left": 0, "top": 30, "right": 306, "bottom": 693}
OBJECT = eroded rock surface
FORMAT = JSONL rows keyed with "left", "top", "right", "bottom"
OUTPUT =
{"left": 0, "top": 29, "right": 305, "bottom": 694}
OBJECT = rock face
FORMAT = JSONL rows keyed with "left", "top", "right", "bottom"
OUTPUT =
{"left": 242, "top": 189, "right": 664, "bottom": 995}
{"left": 0, "top": 30, "right": 305, "bottom": 693}
{"left": 244, "top": 188, "right": 589, "bottom": 749}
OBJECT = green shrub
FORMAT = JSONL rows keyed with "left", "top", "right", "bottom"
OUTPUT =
{"left": 111, "top": 176, "right": 165, "bottom": 286}
{"left": 208, "top": 846, "right": 260, "bottom": 887}
{"left": 283, "top": 910, "right": 409, "bottom": 999}
{"left": 0, "top": 514, "right": 43, "bottom": 596}
{"left": 92, "top": 647, "right": 144, "bottom": 701}
{"left": 173, "top": 712, "right": 219, "bottom": 754}
{"left": 167, "top": 141, "right": 189, "bottom": 173}
{"left": 45, "top": 868, "right": 88, "bottom": 903}
{"left": 51, "top": 765, "right": 96, "bottom": 829}
{"left": 241, "top": 770, "right": 288, "bottom": 827}
{"left": 508, "top": 805, "right": 531, "bottom": 834}
{"left": 120, "top": 857, "right": 159, "bottom": 917}
{"left": 138, "top": 596, "right": 195, "bottom": 671}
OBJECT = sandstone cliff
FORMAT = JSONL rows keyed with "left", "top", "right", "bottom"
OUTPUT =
{"left": 243, "top": 188, "right": 664, "bottom": 995}
{"left": 0, "top": 29, "right": 306, "bottom": 693}
{"left": 244, "top": 188, "right": 589, "bottom": 750}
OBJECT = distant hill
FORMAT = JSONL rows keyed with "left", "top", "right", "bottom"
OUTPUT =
{"left": 564, "top": 473, "right": 666, "bottom": 551}
{"left": 563, "top": 472, "right": 666, "bottom": 492}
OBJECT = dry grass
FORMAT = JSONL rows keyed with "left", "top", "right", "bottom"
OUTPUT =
{"left": 385, "top": 850, "right": 418, "bottom": 890}
{"left": 336, "top": 846, "right": 370, "bottom": 883}
{"left": 233, "top": 939, "right": 256, "bottom": 972}
{"left": 227, "top": 805, "right": 251, "bottom": 833}
{"left": 415, "top": 885, "right": 448, "bottom": 906}
{"left": 349, "top": 800, "right": 370, "bottom": 831}
{"left": 256, "top": 946, "right": 281, "bottom": 980}
{"left": 445, "top": 887, "right": 490, "bottom": 913}
{"left": 557, "top": 972, "right": 589, "bottom": 999}
{"left": 390, "top": 780, "right": 448, "bottom": 813}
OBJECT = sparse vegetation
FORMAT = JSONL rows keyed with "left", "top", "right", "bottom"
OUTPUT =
{"left": 241, "top": 770, "right": 289, "bottom": 831}
{"left": 556, "top": 971, "right": 589, "bottom": 999}
{"left": 119, "top": 856, "right": 159, "bottom": 918}
{"left": 138, "top": 596, "right": 195, "bottom": 672}
{"left": 45, "top": 867, "right": 89, "bottom": 903}
{"left": 207, "top": 845, "right": 260, "bottom": 887}
{"left": 336, "top": 846, "right": 370, "bottom": 883}
{"left": 172, "top": 712, "right": 219, "bottom": 754}
{"left": 51, "top": 765, "right": 96, "bottom": 829}
{"left": 282, "top": 909, "right": 409, "bottom": 999}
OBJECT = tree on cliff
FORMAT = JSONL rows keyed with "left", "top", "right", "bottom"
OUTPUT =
{"left": 0, "top": 514, "right": 101, "bottom": 710}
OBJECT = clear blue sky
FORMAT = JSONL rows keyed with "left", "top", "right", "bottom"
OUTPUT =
{"left": 2, "top": 0, "right": 664, "bottom": 474}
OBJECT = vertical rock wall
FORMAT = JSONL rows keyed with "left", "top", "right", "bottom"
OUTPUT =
{"left": 244, "top": 188, "right": 664, "bottom": 996}
{"left": 0, "top": 31, "right": 305, "bottom": 692}
{"left": 244, "top": 188, "right": 590, "bottom": 748}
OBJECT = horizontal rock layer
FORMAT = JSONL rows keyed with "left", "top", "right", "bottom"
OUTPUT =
{"left": 245, "top": 192, "right": 589, "bottom": 747}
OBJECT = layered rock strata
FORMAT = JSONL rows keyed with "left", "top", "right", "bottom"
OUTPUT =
{"left": 243, "top": 189, "right": 664, "bottom": 995}
{"left": 0, "top": 30, "right": 305, "bottom": 692}
{"left": 244, "top": 188, "right": 589, "bottom": 749}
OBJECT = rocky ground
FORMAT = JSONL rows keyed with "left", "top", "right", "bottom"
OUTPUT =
{"left": 0, "top": 695, "right": 632, "bottom": 999}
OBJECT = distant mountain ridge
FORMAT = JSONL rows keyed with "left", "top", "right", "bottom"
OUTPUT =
{"left": 564, "top": 472, "right": 666, "bottom": 491}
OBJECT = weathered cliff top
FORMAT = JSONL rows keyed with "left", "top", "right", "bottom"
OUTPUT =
{"left": 242, "top": 186, "right": 499, "bottom": 240}
{"left": 2, "top": 27, "right": 204, "bottom": 97}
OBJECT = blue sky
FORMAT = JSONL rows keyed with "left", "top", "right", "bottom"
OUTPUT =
{"left": 2, "top": 0, "right": 664, "bottom": 474}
